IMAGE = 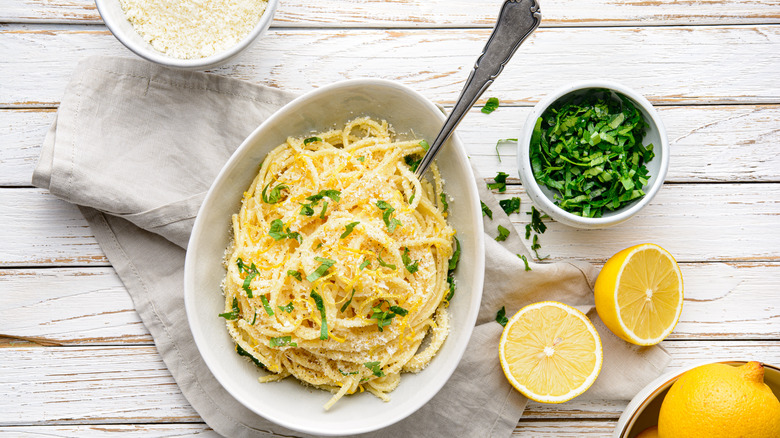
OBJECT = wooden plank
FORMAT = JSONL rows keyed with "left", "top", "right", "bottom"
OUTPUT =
{"left": 0, "top": 341, "right": 777, "bottom": 425}
{"left": 513, "top": 420, "right": 617, "bottom": 437}
{"left": 1, "top": 262, "right": 778, "bottom": 345}
{"left": 4, "top": 105, "right": 780, "bottom": 187}
{"left": 1, "top": 183, "right": 777, "bottom": 266}
{"left": 2, "top": 0, "right": 779, "bottom": 27}
{"left": 0, "top": 424, "right": 219, "bottom": 437}
{"left": 2, "top": 25, "right": 780, "bottom": 107}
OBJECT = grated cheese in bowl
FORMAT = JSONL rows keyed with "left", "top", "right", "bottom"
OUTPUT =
{"left": 118, "top": 0, "right": 269, "bottom": 60}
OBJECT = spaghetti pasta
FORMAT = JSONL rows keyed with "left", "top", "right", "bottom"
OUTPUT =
{"left": 219, "top": 117, "right": 459, "bottom": 409}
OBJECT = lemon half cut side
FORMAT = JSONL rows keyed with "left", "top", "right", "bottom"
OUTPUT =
{"left": 595, "top": 243, "right": 684, "bottom": 346}
{"left": 498, "top": 301, "right": 603, "bottom": 403}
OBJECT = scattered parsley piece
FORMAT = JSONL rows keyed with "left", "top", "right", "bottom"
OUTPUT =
{"left": 481, "top": 97, "right": 500, "bottom": 114}
{"left": 359, "top": 259, "right": 371, "bottom": 270}
{"left": 237, "top": 259, "right": 260, "bottom": 298}
{"left": 278, "top": 302, "right": 294, "bottom": 313}
{"left": 440, "top": 193, "right": 449, "bottom": 213}
{"left": 364, "top": 361, "right": 385, "bottom": 377}
{"left": 445, "top": 275, "right": 455, "bottom": 301}
{"left": 339, "top": 369, "right": 359, "bottom": 376}
{"left": 260, "top": 295, "right": 274, "bottom": 316}
{"left": 340, "top": 289, "right": 356, "bottom": 313}
{"left": 517, "top": 254, "right": 532, "bottom": 271}
{"left": 219, "top": 297, "right": 240, "bottom": 320}
{"left": 448, "top": 237, "right": 461, "bottom": 271}
{"left": 357, "top": 155, "right": 365, "bottom": 162}
{"left": 499, "top": 197, "right": 521, "bottom": 215}
{"left": 340, "top": 221, "right": 360, "bottom": 239}
{"left": 287, "top": 270, "right": 302, "bottom": 281}
{"left": 376, "top": 200, "right": 401, "bottom": 233}
{"left": 495, "top": 138, "right": 518, "bottom": 163}
{"left": 319, "top": 200, "right": 329, "bottom": 219}
{"left": 261, "top": 182, "right": 288, "bottom": 204}
{"left": 307, "top": 257, "right": 336, "bottom": 282}
{"left": 236, "top": 344, "right": 265, "bottom": 369}
{"left": 389, "top": 305, "right": 408, "bottom": 316}
{"left": 405, "top": 155, "right": 422, "bottom": 172}
{"left": 496, "top": 306, "right": 509, "bottom": 327}
{"left": 419, "top": 139, "right": 430, "bottom": 151}
{"left": 310, "top": 290, "right": 328, "bottom": 340}
{"left": 487, "top": 171, "right": 508, "bottom": 192}
{"left": 527, "top": 206, "right": 548, "bottom": 234}
{"left": 370, "top": 302, "right": 401, "bottom": 332}
{"left": 270, "top": 336, "right": 297, "bottom": 347}
{"left": 481, "top": 201, "right": 494, "bottom": 220}
{"left": 303, "top": 136, "right": 323, "bottom": 145}
{"left": 402, "top": 247, "right": 419, "bottom": 274}
{"left": 268, "top": 219, "right": 287, "bottom": 240}
{"left": 495, "top": 224, "right": 510, "bottom": 242}
{"left": 529, "top": 89, "right": 654, "bottom": 217}
{"left": 377, "top": 251, "right": 396, "bottom": 270}
{"left": 299, "top": 203, "right": 315, "bottom": 216}
{"left": 300, "top": 189, "right": 341, "bottom": 216}
{"left": 531, "top": 234, "right": 549, "bottom": 260}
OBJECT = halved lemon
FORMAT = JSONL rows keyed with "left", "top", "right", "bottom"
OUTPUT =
{"left": 498, "top": 301, "right": 603, "bottom": 403}
{"left": 594, "top": 243, "right": 683, "bottom": 346}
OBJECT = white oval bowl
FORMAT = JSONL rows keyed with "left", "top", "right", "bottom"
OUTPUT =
{"left": 96, "top": 0, "right": 278, "bottom": 70}
{"left": 517, "top": 80, "right": 669, "bottom": 229}
{"left": 614, "top": 360, "right": 780, "bottom": 437}
{"left": 184, "top": 79, "right": 485, "bottom": 435}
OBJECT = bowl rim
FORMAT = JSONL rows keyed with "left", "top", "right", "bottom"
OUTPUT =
{"left": 517, "top": 79, "right": 670, "bottom": 228}
{"left": 95, "top": 0, "right": 278, "bottom": 70}
{"left": 613, "top": 360, "right": 780, "bottom": 437}
{"left": 183, "top": 78, "right": 485, "bottom": 435}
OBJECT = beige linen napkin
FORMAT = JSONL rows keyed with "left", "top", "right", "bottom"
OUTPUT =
{"left": 33, "top": 56, "right": 670, "bottom": 438}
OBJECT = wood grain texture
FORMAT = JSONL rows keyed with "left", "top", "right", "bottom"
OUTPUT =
{"left": 4, "top": 105, "right": 780, "bottom": 187}
{"left": 1, "top": 263, "right": 778, "bottom": 345}
{"left": 1, "top": 341, "right": 777, "bottom": 425}
{"left": 2, "top": 183, "right": 777, "bottom": 267}
{"left": 2, "top": 25, "right": 780, "bottom": 107}
{"left": 0, "top": 424, "right": 219, "bottom": 437}
{"left": 2, "top": 0, "right": 779, "bottom": 27}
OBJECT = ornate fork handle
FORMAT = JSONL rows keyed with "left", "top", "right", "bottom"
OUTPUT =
{"left": 415, "top": 0, "right": 541, "bottom": 177}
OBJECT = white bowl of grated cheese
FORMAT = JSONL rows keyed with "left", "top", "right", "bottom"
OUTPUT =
{"left": 96, "top": 0, "right": 277, "bottom": 70}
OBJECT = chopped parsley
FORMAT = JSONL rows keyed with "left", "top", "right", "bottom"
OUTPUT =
{"left": 260, "top": 295, "right": 274, "bottom": 316}
{"left": 517, "top": 254, "right": 532, "bottom": 271}
{"left": 496, "top": 306, "right": 509, "bottom": 327}
{"left": 495, "top": 138, "right": 518, "bottom": 163}
{"left": 278, "top": 301, "right": 294, "bottom": 313}
{"left": 445, "top": 237, "right": 460, "bottom": 302}
{"left": 481, "top": 97, "right": 500, "bottom": 114}
{"left": 307, "top": 257, "right": 336, "bottom": 282}
{"left": 287, "top": 270, "right": 302, "bottom": 281}
{"left": 499, "top": 197, "right": 521, "bottom": 215}
{"left": 269, "top": 336, "right": 297, "bottom": 347}
{"left": 531, "top": 234, "right": 549, "bottom": 260}
{"left": 419, "top": 139, "right": 430, "bottom": 151}
{"left": 339, "top": 369, "right": 359, "bottom": 376}
{"left": 319, "top": 201, "right": 329, "bottom": 219}
{"left": 364, "top": 361, "right": 385, "bottom": 377}
{"left": 269, "top": 219, "right": 301, "bottom": 243}
{"left": 299, "top": 189, "right": 341, "bottom": 216}
{"left": 487, "top": 171, "right": 508, "bottom": 192}
{"left": 495, "top": 224, "right": 510, "bottom": 242}
{"left": 236, "top": 344, "right": 265, "bottom": 369}
{"left": 219, "top": 297, "right": 240, "bottom": 320}
{"left": 340, "top": 221, "right": 360, "bottom": 239}
{"left": 529, "top": 89, "right": 654, "bottom": 217}
{"left": 261, "top": 182, "right": 288, "bottom": 204}
{"left": 440, "top": 193, "right": 449, "bottom": 213}
{"left": 359, "top": 259, "right": 371, "bottom": 270}
{"left": 448, "top": 237, "right": 461, "bottom": 271}
{"left": 357, "top": 155, "right": 365, "bottom": 162}
{"left": 402, "top": 247, "right": 419, "bottom": 274}
{"left": 445, "top": 275, "right": 455, "bottom": 301}
{"left": 376, "top": 251, "right": 396, "bottom": 270}
{"left": 303, "top": 136, "right": 323, "bottom": 145}
{"left": 310, "top": 290, "right": 328, "bottom": 340}
{"left": 370, "top": 301, "right": 406, "bottom": 332}
{"left": 404, "top": 155, "right": 422, "bottom": 172}
{"left": 251, "top": 310, "right": 258, "bottom": 325}
{"left": 376, "top": 200, "right": 402, "bottom": 233}
{"left": 237, "top": 258, "right": 259, "bottom": 298}
{"left": 527, "top": 206, "right": 548, "bottom": 234}
{"left": 340, "top": 289, "right": 356, "bottom": 313}
{"left": 481, "top": 201, "right": 494, "bottom": 220}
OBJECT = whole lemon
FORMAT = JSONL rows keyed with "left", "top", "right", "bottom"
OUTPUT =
{"left": 658, "top": 361, "right": 780, "bottom": 438}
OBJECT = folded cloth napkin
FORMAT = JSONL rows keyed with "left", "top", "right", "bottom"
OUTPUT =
{"left": 33, "top": 56, "right": 670, "bottom": 438}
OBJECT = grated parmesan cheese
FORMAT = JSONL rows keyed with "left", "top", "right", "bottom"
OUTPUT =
{"left": 119, "top": 0, "right": 268, "bottom": 59}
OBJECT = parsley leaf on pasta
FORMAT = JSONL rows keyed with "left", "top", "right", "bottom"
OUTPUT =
{"left": 359, "top": 259, "right": 371, "bottom": 270}
{"left": 307, "top": 257, "right": 336, "bottom": 282}
{"left": 219, "top": 297, "right": 240, "bottom": 320}
{"left": 364, "top": 361, "right": 385, "bottom": 377}
{"left": 310, "top": 291, "right": 328, "bottom": 340}
{"left": 270, "top": 336, "right": 297, "bottom": 347}
{"left": 236, "top": 344, "right": 265, "bottom": 369}
{"left": 376, "top": 200, "right": 402, "bottom": 233}
{"left": 278, "top": 302, "right": 294, "bottom": 313}
{"left": 402, "top": 248, "right": 419, "bottom": 274}
{"left": 287, "top": 270, "right": 302, "bottom": 281}
{"left": 440, "top": 193, "right": 449, "bottom": 213}
{"left": 419, "top": 139, "right": 430, "bottom": 151}
{"left": 261, "top": 182, "right": 288, "bottom": 204}
{"left": 303, "top": 136, "right": 323, "bottom": 145}
{"left": 377, "top": 252, "right": 396, "bottom": 270}
{"left": 370, "top": 304, "right": 396, "bottom": 332}
{"left": 340, "top": 289, "right": 356, "bottom": 313}
{"left": 260, "top": 295, "right": 274, "bottom": 316}
{"left": 237, "top": 259, "right": 260, "bottom": 298}
{"left": 340, "top": 221, "right": 360, "bottom": 239}
{"left": 448, "top": 237, "right": 461, "bottom": 272}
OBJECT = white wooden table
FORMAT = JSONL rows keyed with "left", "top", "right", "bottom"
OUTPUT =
{"left": 2, "top": 1, "right": 779, "bottom": 436}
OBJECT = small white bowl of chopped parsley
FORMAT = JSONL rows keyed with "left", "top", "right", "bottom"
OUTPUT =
{"left": 517, "top": 80, "right": 669, "bottom": 228}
